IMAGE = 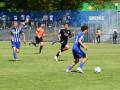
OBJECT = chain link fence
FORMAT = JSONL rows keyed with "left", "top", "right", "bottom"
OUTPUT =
{"left": 0, "top": 25, "right": 120, "bottom": 44}
{"left": 0, "top": 10, "right": 120, "bottom": 44}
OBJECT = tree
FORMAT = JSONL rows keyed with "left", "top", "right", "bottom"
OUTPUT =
{"left": 0, "top": 0, "right": 116, "bottom": 11}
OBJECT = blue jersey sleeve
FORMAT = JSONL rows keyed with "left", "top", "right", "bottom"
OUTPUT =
{"left": 75, "top": 32, "right": 84, "bottom": 43}
{"left": 79, "top": 35, "right": 84, "bottom": 41}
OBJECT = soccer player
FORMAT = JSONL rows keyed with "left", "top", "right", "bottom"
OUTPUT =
{"left": 54, "top": 23, "right": 73, "bottom": 61}
{"left": 10, "top": 21, "right": 26, "bottom": 61}
{"left": 66, "top": 25, "right": 89, "bottom": 73}
{"left": 29, "top": 24, "right": 45, "bottom": 54}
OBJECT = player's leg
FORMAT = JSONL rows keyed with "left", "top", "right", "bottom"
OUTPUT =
{"left": 78, "top": 57, "right": 88, "bottom": 72}
{"left": 13, "top": 47, "right": 17, "bottom": 60}
{"left": 96, "top": 36, "right": 100, "bottom": 43}
{"left": 54, "top": 50, "right": 61, "bottom": 61}
{"left": 54, "top": 43, "right": 64, "bottom": 60}
{"left": 77, "top": 50, "right": 88, "bottom": 73}
{"left": 98, "top": 36, "right": 100, "bottom": 43}
{"left": 14, "top": 42, "right": 21, "bottom": 60}
{"left": 55, "top": 43, "right": 65, "bottom": 57}
{"left": 61, "top": 44, "right": 70, "bottom": 52}
{"left": 96, "top": 36, "right": 98, "bottom": 43}
{"left": 54, "top": 43, "right": 69, "bottom": 61}
{"left": 115, "top": 36, "right": 117, "bottom": 44}
{"left": 66, "top": 49, "right": 79, "bottom": 72}
{"left": 11, "top": 42, "right": 17, "bottom": 60}
{"left": 113, "top": 37, "right": 116, "bottom": 44}
{"left": 66, "top": 59, "right": 79, "bottom": 72}
{"left": 31, "top": 41, "right": 37, "bottom": 46}
{"left": 39, "top": 38, "right": 43, "bottom": 54}
{"left": 39, "top": 42, "right": 43, "bottom": 54}
{"left": 16, "top": 42, "right": 20, "bottom": 53}
{"left": 30, "top": 36, "right": 38, "bottom": 47}
{"left": 96, "top": 36, "right": 99, "bottom": 43}
{"left": 113, "top": 37, "right": 114, "bottom": 44}
{"left": 58, "top": 43, "right": 69, "bottom": 56}
{"left": 16, "top": 49, "right": 20, "bottom": 53}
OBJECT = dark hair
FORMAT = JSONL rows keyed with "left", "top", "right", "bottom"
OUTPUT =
{"left": 81, "top": 25, "right": 88, "bottom": 32}
{"left": 38, "top": 23, "right": 41, "bottom": 27}
{"left": 63, "top": 23, "right": 69, "bottom": 26}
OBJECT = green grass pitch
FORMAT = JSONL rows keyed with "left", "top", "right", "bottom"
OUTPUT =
{"left": 0, "top": 41, "right": 120, "bottom": 90}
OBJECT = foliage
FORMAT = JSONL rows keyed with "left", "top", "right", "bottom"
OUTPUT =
{"left": 0, "top": 0, "right": 118, "bottom": 11}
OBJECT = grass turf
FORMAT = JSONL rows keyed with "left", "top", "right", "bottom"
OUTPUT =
{"left": 0, "top": 41, "right": 120, "bottom": 90}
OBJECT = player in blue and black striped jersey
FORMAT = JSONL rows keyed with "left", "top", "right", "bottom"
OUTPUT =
{"left": 10, "top": 21, "right": 26, "bottom": 61}
{"left": 66, "top": 25, "right": 89, "bottom": 73}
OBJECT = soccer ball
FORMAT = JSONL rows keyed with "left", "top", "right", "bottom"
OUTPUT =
{"left": 94, "top": 67, "right": 101, "bottom": 73}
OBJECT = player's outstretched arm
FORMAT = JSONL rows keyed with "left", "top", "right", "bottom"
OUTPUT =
{"left": 57, "top": 33, "right": 61, "bottom": 41}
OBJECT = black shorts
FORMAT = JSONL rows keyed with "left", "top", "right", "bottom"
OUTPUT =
{"left": 35, "top": 36, "right": 43, "bottom": 44}
{"left": 61, "top": 41, "right": 67, "bottom": 49}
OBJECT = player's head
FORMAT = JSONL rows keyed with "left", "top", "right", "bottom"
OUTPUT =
{"left": 41, "top": 23, "right": 45, "bottom": 28}
{"left": 81, "top": 25, "right": 88, "bottom": 34}
{"left": 13, "top": 21, "right": 19, "bottom": 28}
{"left": 38, "top": 23, "right": 45, "bottom": 28}
{"left": 64, "top": 23, "right": 69, "bottom": 29}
